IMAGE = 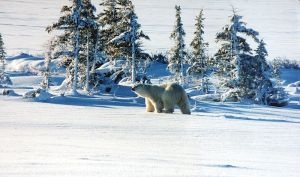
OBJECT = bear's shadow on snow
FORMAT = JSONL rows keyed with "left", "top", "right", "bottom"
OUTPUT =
{"left": 34, "top": 85, "right": 145, "bottom": 108}
{"left": 40, "top": 94, "right": 145, "bottom": 109}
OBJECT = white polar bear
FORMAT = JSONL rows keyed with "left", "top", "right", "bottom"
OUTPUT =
{"left": 131, "top": 83, "right": 191, "bottom": 114}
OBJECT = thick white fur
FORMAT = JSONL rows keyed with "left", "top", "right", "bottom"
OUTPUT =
{"left": 132, "top": 83, "right": 191, "bottom": 114}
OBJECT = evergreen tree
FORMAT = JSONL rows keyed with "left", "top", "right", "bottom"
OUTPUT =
{"left": 109, "top": 0, "right": 150, "bottom": 83}
{"left": 168, "top": 5, "right": 187, "bottom": 84}
{"left": 0, "top": 33, "right": 5, "bottom": 76}
{"left": 253, "top": 39, "right": 272, "bottom": 103}
{"left": 215, "top": 10, "right": 259, "bottom": 101}
{"left": 41, "top": 39, "right": 55, "bottom": 90}
{"left": 46, "top": 0, "right": 98, "bottom": 93}
{"left": 80, "top": 0, "right": 99, "bottom": 91}
{"left": 188, "top": 9, "right": 208, "bottom": 76}
{"left": 98, "top": 0, "right": 120, "bottom": 60}
{"left": 187, "top": 10, "right": 210, "bottom": 92}
{"left": 271, "top": 57, "right": 282, "bottom": 79}
{"left": 0, "top": 33, "right": 12, "bottom": 86}
{"left": 254, "top": 40, "right": 288, "bottom": 105}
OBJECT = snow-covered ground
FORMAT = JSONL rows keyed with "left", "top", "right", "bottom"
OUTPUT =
{"left": 0, "top": 54, "right": 300, "bottom": 177}
{"left": 0, "top": 0, "right": 299, "bottom": 60}
{"left": 1, "top": 87, "right": 300, "bottom": 177}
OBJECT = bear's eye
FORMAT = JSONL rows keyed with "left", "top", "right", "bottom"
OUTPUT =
{"left": 131, "top": 86, "right": 137, "bottom": 91}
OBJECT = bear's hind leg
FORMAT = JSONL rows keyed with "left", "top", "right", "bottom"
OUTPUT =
{"left": 145, "top": 98, "right": 155, "bottom": 112}
{"left": 177, "top": 95, "right": 191, "bottom": 115}
{"left": 154, "top": 100, "right": 164, "bottom": 113}
{"left": 163, "top": 100, "right": 175, "bottom": 113}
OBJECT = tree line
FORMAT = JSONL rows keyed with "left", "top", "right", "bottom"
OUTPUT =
{"left": 0, "top": 0, "right": 289, "bottom": 105}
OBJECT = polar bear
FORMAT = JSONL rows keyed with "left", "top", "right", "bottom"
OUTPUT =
{"left": 131, "top": 83, "right": 191, "bottom": 114}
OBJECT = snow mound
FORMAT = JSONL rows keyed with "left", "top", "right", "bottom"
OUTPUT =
{"left": 6, "top": 53, "right": 42, "bottom": 60}
{"left": 23, "top": 88, "right": 53, "bottom": 101}
{"left": 36, "top": 90, "right": 53, "bottom": 101}
{"left": 191, "top": 94, "right": 221, "bottom": 102}
{"left": 6, "top": 53, "right": 65, "bottom": 74}
{"left": 1, "top": 89, "right": 19, "bottom": 96}
{"left": 287, "top": 81, "right": 300, "bottom": 87}
{"left": 6, "top": 58, "right": 44, "bottom": 74}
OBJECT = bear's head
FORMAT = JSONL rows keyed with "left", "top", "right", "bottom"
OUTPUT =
{"left": 131, "top": 84, "right": 150, "bottom": 97}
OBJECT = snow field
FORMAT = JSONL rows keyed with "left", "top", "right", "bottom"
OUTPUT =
{"left": 0, "top": 93, "right": 300, "bottom": 177}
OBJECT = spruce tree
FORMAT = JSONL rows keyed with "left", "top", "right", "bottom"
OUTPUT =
{"left": 188, "top": 9, "right": 208, "bottom": 76}
{"left": 41, "top": 38, "right": 55, "bottom": 90}
{"left": 81, "top": 0, "right": 98, "bottom": 91}
{"left": 110, "top": 1, "right": 149, "bottom": 83}
{"left": 46, "top": 0, "right": 98, "bottom": 94}
{"left": 0, "top": 33, "right": 5, "bottom": 77}
{"left": 215, "top": 10, "right": 259, "bottom": 101}
{"left": 98, "top": 0, "right": 120, "bottom": 61}
{"left": 187, "top": 10, "right": 210, "bottom": 92}
{"left": 253, "top": 39, "right": 272, "bottom": 103}
{"left": 168, "top": 5, "right": 186, "bottom": 84}
{"left": 0, "top": 33, "right": 12, "bottom": 86}
{"left": 254, "top": 40, "right": 288, "bottom": 105}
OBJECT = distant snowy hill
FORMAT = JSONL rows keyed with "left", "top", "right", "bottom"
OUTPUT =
{"left": 5, "top": 53, "right": 65, "bottom": 75}
{"left": 0, "top": 0, "right": 299, "bottom": 60}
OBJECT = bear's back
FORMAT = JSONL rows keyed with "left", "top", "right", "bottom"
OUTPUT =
{"left": 164, "top": 83, "right": 184, "bottom": 93}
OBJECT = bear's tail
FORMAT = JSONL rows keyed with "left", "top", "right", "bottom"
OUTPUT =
{"left": 178, "top": 93, "right": 191, "bottom": 115}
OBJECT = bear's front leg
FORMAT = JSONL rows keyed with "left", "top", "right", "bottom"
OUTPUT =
{"left": 145, "top": 98, "right": 155, "bottom": 112}
{"left": 154, "top": 100, "right": 164, "bottom": 113}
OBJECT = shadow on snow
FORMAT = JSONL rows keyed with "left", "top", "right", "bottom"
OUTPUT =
{"left": 38, "top": 94, "right": 145, "bottom": 109}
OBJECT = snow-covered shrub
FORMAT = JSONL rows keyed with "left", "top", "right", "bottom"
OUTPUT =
{"left": 270, "top": 57, "right": 300, "bottom": 70}
{"left": 0, "top": 74, "right": 12, "bottom": 86}
{"left": 23, "top": 89, "right": 41, "bottom": 98}
{"left": 221, "top": 88, "right": 241, "bottom": 102}
{"left": 22, "top": 88, "right": 53, "bottom": 101}
{"left": 2, "top": 89, "right": 17, "bottom": 96}
{"left": 266, "top": 87, "right": 289, "bottom": 107}
{"left": 152, "top": 52, "right": 168, "bottom": 64}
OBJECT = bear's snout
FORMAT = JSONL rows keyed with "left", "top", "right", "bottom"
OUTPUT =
{"left": 131, "top": 87, "right": 135, "bottom": 91}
